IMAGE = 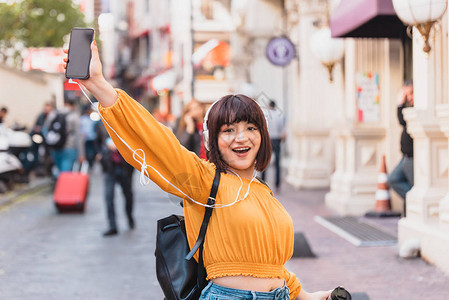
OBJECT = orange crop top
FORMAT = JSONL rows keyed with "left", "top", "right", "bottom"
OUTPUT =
{"left": 99, "top": 89, "right": 302, "bottom": 299}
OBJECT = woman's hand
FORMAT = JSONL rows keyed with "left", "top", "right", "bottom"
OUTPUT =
{"left": 297, "top": 288, "right": 332, "bottom": 300}
{"left": 397, "top": 88, "right": 407, "bottom": 106}
{"left": 63, "top": 40, "right": 117, "bottom": 107}
{"left": 184, "top": 114, "right": 196, "bottom": 134}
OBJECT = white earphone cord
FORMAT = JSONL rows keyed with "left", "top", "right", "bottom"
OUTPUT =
{"left": 69, "top": 79, "right": 255, "bottom": 208}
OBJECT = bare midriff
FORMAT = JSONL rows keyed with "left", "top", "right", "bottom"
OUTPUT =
{"left": 211, "top": 276, "right": 285, "bottom": 292}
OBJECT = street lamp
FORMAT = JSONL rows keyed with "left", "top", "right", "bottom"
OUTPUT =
{"left": 392, "top": 0, "right": 448, "bottom": 54}
{"left": 309, "top": 26, "right": 345, "bottom": 82}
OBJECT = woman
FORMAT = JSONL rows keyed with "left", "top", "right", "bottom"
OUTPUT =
{"left": 175, "top": 99, "right": 207, "bottom": 159}
{"left": 66, "top": 41, "right": 332, "bottom": 300}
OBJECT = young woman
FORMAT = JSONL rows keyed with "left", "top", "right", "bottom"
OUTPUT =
{"left": 66, "top": 41, "right": 332, "bottom": 300}
{"left": 175, "top": 99, "right": 207, "bottom": 159}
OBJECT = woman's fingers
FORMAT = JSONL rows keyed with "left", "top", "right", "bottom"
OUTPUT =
{"left": 63, "top": 49, "right": 69, "bottom": 69}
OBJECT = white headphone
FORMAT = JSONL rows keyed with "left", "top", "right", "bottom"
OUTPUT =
{"left": 202, "top": 99, "right": 220, "bottom": 151}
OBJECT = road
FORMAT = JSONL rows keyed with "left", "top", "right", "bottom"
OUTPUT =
{"left": 0, "top": 164, "right": 182, "bottom": 299}
{"left": 1, "top": 163, "right": 449, "bottom": 299}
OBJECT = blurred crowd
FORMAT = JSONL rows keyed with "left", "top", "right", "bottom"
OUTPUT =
{"left": 0, "top": 96, "right": 287, "bottom": 195}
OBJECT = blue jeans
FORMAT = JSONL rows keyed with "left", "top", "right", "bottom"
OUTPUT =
{"left": 84, "top": 140, "right": 97, "bottom": 168}
{"left": 387, "top": 156, "right": 414, "bottom": 200}
{"left": 262, "top": 138, "right": 282, "bottom": 189}
{"left": 50, "top": 148, "right": 78, "bottom": 178}
{"left": 200, "top": 281, "right": 290, "bottom": 300}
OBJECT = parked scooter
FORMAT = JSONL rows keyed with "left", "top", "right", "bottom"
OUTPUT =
{"left": 0, "top": 124, "right": 31, "bottom": 192}
{"left": 0, "top": 130, "right": 22, "bottom": 193}
{"left": 8, "top": 123, "right": 39, "bottom": 178}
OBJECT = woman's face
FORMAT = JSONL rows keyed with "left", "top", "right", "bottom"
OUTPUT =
{"left": 188, "top": 101, "right": 204, "bottom": 122}
{"left": 218, "top": 121, "right": 261, "bottom": 179}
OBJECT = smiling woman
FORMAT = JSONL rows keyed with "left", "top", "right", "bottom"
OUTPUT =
{"left": 71, "top": 41, "right": 333, "bottom": 300}
{"left": 205, "top": 94, "right": 271, "bottom": 178}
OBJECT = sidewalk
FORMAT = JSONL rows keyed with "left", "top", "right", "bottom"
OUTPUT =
{"left": 274, "top": 183, "right": 449, "bottom": 299}
{"left": 0, "top": 173, "right": 52, "bottom": 209}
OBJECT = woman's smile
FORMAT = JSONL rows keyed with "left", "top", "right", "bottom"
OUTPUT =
{"left": 233, "top": 146, "right": 250, "bottom": 156}
{"left": 218, "top": 121, "right": 261, "bottom": 179}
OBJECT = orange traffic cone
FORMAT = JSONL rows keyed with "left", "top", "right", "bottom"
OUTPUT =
{"left": 365, "top": 155, "right": 401, "bottom": 218}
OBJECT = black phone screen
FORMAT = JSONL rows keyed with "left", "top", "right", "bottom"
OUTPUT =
{"left": 65, "top": 28, "right": 94, "bottom": 79}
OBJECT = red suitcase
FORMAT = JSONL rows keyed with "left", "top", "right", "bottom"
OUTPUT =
{"left": 54, "top": 162, "right": 89, "bottom": 212}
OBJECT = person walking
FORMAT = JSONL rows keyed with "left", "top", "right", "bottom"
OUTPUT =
{"left": 96, "top": 122, "right": 135, "bottom": 237}
{"left": 44, "top": 99, "right": 85, "bottom": 179}
{"left": 80, "top": 106, "right": 99, "bottom": 168}
{"left": 0, "top": 106, "right": 8, "bottom": 124}
{"left": 387, "top": 80, "right": 414, "bottom": 216}
{"left": 262, "top": 100, "right": 286, "bottom": 193}
{"left": 30, "top": 101, "right": 55, "bottom": 176}
{"left": 64, "top": 41, "right": 332, "bottom": 300}
{"left": 175, "top": 99, "right": 207, "bottom": 159}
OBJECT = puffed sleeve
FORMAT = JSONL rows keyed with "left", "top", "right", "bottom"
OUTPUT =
{"left": 283, "top": 267, "right": 302, "bottom": 300}
{"left": 98, "top": 89, "right": 213, "bottom": 203}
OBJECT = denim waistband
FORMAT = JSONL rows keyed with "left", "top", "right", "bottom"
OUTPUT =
{"left": 200, "top": 281, "right": 290, "bottom": 300}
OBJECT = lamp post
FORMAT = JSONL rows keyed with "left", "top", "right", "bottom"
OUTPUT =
{"left": 392, "top": 0, "right": 448, "bottom": 54}
{"left": 309, "top": 26, "right": 345, "bottom": 82}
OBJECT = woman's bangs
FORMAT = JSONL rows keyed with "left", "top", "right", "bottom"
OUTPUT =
{"left": 218, "top": 98, "right": 260, "bottom": 127}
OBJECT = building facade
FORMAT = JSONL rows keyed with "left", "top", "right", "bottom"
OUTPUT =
{"left": 101, "top": 0, "right": 449, "bottom": 276}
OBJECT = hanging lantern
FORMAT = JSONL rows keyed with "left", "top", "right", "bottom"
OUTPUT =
{"left": 309, "top": 27, "right": 345, "bottom": 82}
{"left": 392, "top": 0, "right": 448, "bottom": 53}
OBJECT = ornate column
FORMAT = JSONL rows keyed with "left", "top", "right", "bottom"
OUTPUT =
{"left": 398, "top": 20, "right": 449, "bottom": 275}
{"left": 325, "top": 127, "right": 386, "bottom": 214}
{"left": 402, "top": 109, "right": 447, "bottom": 222}
{"left": 436, "top": 105, "right": 449, "bottom": 231}
{"left": 399, "top": 107, "right": 448, "bottom": 274}
{"left": 325, "top": 38, "right": 402, "bottom": 215}
{"left": 286, "top": 0, "right": 343, "bottom": 189}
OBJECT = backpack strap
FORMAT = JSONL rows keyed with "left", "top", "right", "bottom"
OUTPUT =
{"left": 184, "top": 169, "right": 220, "bottom": 289}
{"left": 185, "top": 169, "right": 220, "bottom": 260}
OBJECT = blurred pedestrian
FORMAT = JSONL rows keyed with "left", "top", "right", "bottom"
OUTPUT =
{"left": 80, "top": 105, "right": 99, "bottom": 168}
{"left": 96, "top": 122, "right": 134, "bottom": 237}
{"left": 388, "top": 80, "right": 414, "bottom": 216}
{"left": 0, "top": 106, "right": 8, "bottom": 123}
{"left": 30, "top": 101, "right": 55, "bottom": 176}
{"left": 175, "top": 99, "right": 207, "bottom": 159}
{"left": 262, "top": 100, "right": 286, "bottom": 193}
{"left": 44, "top": 99, "right": 85, "bottom": 179}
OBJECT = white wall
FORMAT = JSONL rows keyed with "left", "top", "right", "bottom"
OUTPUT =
{"left": 0, "top": 65, "right": 64, "bottom": 130}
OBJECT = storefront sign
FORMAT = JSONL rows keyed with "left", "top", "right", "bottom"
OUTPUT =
{"left": 23, "top": 48, "right": 65, "bottom": 73}
{"left": 356, "top": 72, "right": 380, "bottom": 122}
{"left": 266, "top": 36, "right": 296, "bottom": 66}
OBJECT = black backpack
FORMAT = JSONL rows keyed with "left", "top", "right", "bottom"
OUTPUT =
{"left": 155, "top": 170, "right": 220, "bottom": 300}
{"left": 45, "top": 113, "right": 67, "bottom": 149}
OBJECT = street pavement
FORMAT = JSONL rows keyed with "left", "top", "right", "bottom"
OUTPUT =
{"left": 1, "top": 164, "right": 449, "bottom": 299}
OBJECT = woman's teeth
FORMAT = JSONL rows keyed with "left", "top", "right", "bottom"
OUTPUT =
{"left": 233, "top": 147, "right": 250, "bottom": 153}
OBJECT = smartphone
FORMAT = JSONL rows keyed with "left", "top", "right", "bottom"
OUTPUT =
{"left": 65, "top": 27, "right": 94, "bottom": 79}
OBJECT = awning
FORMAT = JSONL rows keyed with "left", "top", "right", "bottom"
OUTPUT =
{"left": 192, "top": 39, "right": 230, "bottom": 69}
{"left": 133, "top": 70, "right": 177, "bottom": 92}
{"left": 151, "top": 69, "right": 176, "bottom": 92}
{"left": 330, "top": 0, "right": 406, "bottom": 38}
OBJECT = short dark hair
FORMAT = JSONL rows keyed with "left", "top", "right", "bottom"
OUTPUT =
{"left": 206, "top": 94, "right": 272, "bottom": 172}
{"left": 0, "top": 107, "right": 7, "bottom": 113}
